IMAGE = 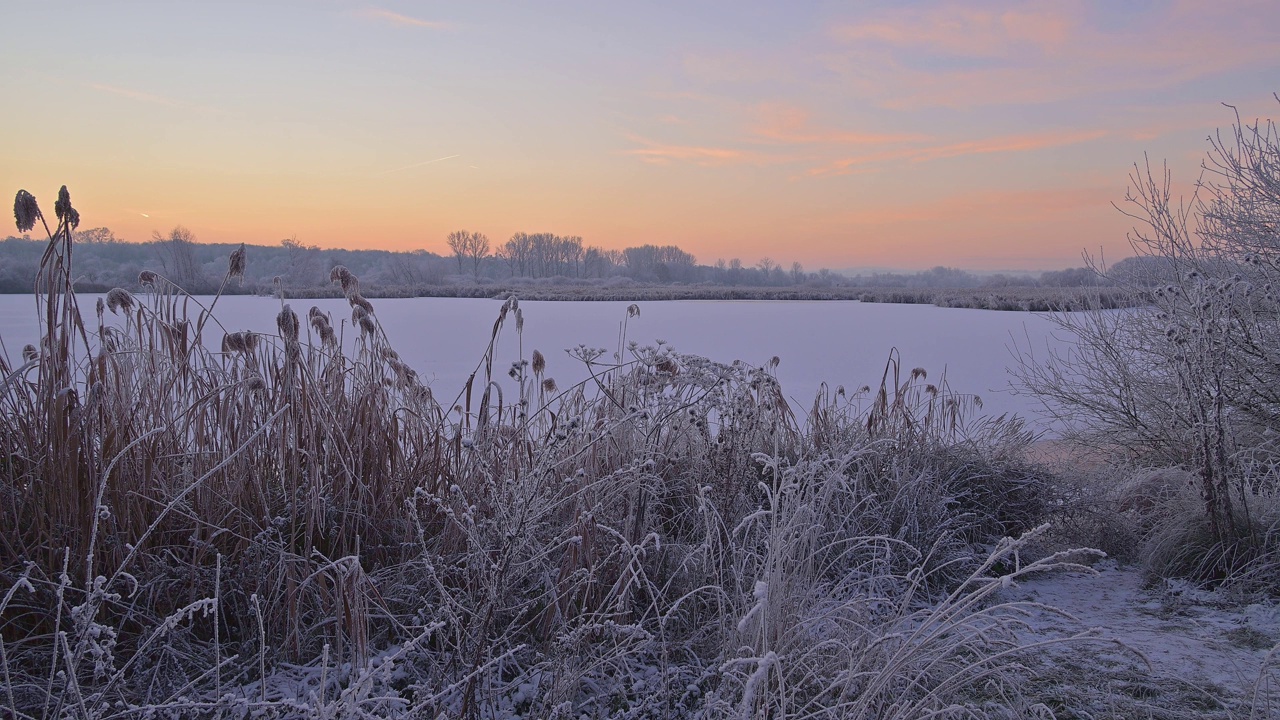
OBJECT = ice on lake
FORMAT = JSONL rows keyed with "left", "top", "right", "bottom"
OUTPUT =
{"left": 0, "top": 295, "right": 1079, "bottom": 433}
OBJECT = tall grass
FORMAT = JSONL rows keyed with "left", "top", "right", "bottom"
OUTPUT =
{"left": 0, "top": 186, "right": 1167, "bottom": 718}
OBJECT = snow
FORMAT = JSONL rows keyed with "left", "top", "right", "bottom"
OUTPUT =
{"left": 1004, "top": 559, "right": 1280, "bottom": 704}
{"left": 0, "top": 294, "right": 1082, "bottom": 433}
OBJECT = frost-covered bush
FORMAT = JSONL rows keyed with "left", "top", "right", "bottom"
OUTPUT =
{"left": 1019, "top": 99, "right": 1280, "bottom": 584}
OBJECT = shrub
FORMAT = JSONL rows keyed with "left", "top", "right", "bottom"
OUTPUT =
{"left": 1018, "top": 98, "right": 1280, "bottom": 587}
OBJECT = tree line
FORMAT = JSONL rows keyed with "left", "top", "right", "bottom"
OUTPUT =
{"left": 0, "top": 225, "right": 1118, "bottom": 295}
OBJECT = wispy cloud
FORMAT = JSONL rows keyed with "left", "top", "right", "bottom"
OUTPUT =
{"left": 90, "top": 83, "right": 183, "bottom": 108}
{"left": 623, "top": 134, "right": 771, "bottom": 166}
{"left": 750, "top": 103, "right": 929, "bottom": 146}
{"left": 375, "top": 154, "right": 461, "bottom": 175}
{"left": 831, "top": 4, "right": 1077, "bottom": 59}
{"left": 358, "top": 8, "right": 450, "bottom": 30}
{"left": 809, "top": 128, "right": 1108, "bottom": 176}
{"left": 825, "top": 2, "right": 1280, "bottom": 110}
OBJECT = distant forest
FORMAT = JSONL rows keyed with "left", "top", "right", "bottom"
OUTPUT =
{"left": 0, "top": 226, "right": 1136, "bottom": 298}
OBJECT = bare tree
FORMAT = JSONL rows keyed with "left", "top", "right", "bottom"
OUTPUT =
{"left": 281, "top": 236, "right": 322, "bottom": 286}
{"left": 466, "top": 232, "right": 490, "bottom": 278}
{"left": 447, "top": 230, "right": 469, "bottom": 274}
{"left": 500, "top": 232, "right": 531, "bottom": 277}
{"left": 153, "top": 225, "right": 204, "bottom": 290}
{"left": 1019, "top": 99, "right": 1280, "bottom": 553}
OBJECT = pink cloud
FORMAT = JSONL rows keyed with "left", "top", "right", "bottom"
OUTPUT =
{"left": 751, "top": 103, "right": 930, "bottom": 146}
{"left": 623, "top": 134, "right": 752, "bottom": 166}
{"left": 827, "top": 2, "right": 1280, "bottom": 110}
{"left": 809, "top": 128, "right": 1108, "bottom": 176}
{"left": 832, "top": 4, "right": 1078, "bottom": 58}
{"left": 90, "top": 83, "right": 183, "bottom": 108}
{"left": 358, "top": 8, "right": 450, "bottom": 30}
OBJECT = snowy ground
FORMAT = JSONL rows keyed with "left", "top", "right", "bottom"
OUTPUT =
{"left": 1005, "top": 560, "right": 1280, "bottom": 715}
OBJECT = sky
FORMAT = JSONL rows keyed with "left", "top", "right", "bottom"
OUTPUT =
{"left": 3, "top": 1, "right": 1280, "bottom": 272}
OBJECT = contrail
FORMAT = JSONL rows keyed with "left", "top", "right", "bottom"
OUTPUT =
{"left": 376, "top": 154, "right": 461, "bottom": 176}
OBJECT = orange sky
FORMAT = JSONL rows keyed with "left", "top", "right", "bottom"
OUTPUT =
{"left": 4, "top": 1, "right": 1280, "bottom": 271}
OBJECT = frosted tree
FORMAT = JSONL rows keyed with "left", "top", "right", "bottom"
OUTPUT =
{"left": 1021, "top": 99, "right": 1280, "bottom": 550}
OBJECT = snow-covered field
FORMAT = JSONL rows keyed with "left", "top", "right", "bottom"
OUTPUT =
{"left": 0, "top": 294, "right": 1076, "bottom": 432}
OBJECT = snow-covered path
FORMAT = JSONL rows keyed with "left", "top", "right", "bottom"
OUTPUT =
{"left": 1007, "top": 561, "right": 1280, "bottom": 710}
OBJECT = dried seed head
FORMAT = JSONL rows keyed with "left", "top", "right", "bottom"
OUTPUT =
{"left": 532, "top": 349, "right": 546, "bottom": 375}
{"left": 515, "top": 308, "right": 524, "bottom": 333}
{"left": 309, "top": 310, "right": 336, "bottom": 346}
{"left": 352, "top": 305, "right": 369, "bottom": 325}
{"left": 55, "top": 186, "right": 70, "bottom": 220}
{"left": 358, "top": 314, "right": 376, "bottom": 335}
{"left": 22, "top": 344, "right": 38, "bottom": 362}
{"left": 228, "top": 243, "right": 246, "bottom": 283}
{"left": 13, "top": 190, "right": 39, "bottom": 233}
{"left": 542, "top": 377, "right": 558, "bottom": 394}
{"left": 627, "top": 303, "right": 640, "bottom": 318}
{"left": 160, "top": 320, "right": 189, "bottom": 347}
{"left": 53, "top": 186, "right": 79, "bottom": 229}
{"left": 106, "top": 288, "right": 135, "bottom": 314}
{"left": 244, "top": 374, "right": 266, "bottom": 392}
{"left": 222, "top": 331, "right": 260, "bottom": 354}
{"left": 138, "top": 270, "right": 158, "bottom": 287}
{"left": 330, "top": 265, "right": 359, "bottom": 296}
{"left": 911, "top": 367, "right": 927, "bottom": 381}
{"left": 277, "top": 305, "right": 300, "bottom": 341}
{"left": 349, "top": 293, "right": 374, "bottom": 315}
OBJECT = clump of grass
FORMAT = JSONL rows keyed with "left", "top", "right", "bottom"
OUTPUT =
{"left": 0, "top": 186, "right": 1134, "bottom": 718}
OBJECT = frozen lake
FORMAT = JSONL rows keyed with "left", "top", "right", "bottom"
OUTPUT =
{"left": 0, "top": 294, "right": 1078, "bottom": 433}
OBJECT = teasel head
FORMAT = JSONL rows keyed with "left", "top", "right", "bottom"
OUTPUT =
{"left": 106, "top": 288, "right": 136, "bottom": 314}
{"left": 13, "top": 190, "right": 40, "bottom": 233}
{"left": 228, "top": 243, "right": 247, "bottom": 284}
{"left": 277, "top": 305, "right": 300, "bottom": 341}
{"left": 54, "top": 186, "right": 79, "bottom": 230}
